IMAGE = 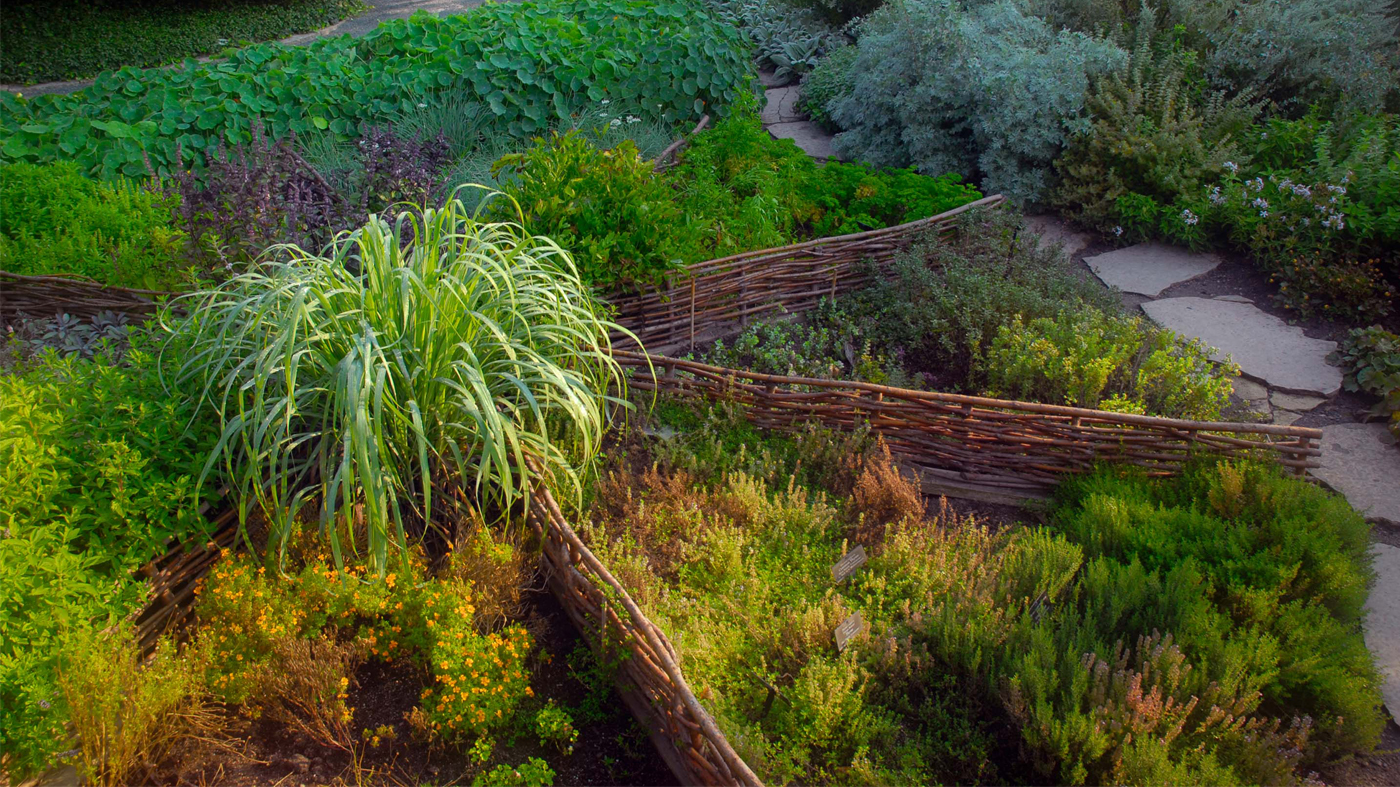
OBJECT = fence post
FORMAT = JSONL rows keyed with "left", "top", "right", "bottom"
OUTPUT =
{"left": 689, "top": 277, "right": 697, "bottom": 350}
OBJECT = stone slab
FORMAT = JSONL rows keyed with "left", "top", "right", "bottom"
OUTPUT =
{"left": 1215, "top": 294, "right": 1253, "bottom": 303}
{"left": 1270, "top": 391, "right": 1327, "bottom": 412}
{"left": 1364, "top": 543, "right": 1400, "bottom": 724}
{"left": 768, "top": 121, "right": 837, "bottom": 161}
{"left": 761, "top": 86, "right": 804, "bottom": 125}
{"left": 1232, "top": 377, "right": 1269, "bottom": 402}
{"left": 1024, "top": 215, "right": 1090, "bottom": 259}
{"left": 1085, "top": 243, "right": 1222, "bottom": 297}
{"left": 1272, "top": 410, "right": 1303, "bottom": 427}
{"left": 1312, "top": 423, "right": 1400, "bottom": 526}
{"left": 1141, "top": 297, "right": 1341, "bottom": 396}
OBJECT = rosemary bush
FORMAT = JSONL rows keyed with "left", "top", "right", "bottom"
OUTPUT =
{"left": 171, "top": 196, "right": 631, "bottom": 573}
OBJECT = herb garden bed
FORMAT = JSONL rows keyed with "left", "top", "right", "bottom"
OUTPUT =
{"left": 607, "top": 195, "right": 1005, "bottom": 353}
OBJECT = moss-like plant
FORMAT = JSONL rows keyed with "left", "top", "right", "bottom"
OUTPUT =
{"left": 171, "top": 195, "right": 633, "bottom": 574}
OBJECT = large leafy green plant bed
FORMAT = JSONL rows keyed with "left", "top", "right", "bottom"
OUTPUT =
{"left": 0, "top": 0, "right": 750, "bottom": 181}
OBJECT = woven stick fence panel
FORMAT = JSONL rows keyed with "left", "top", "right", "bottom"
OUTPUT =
{"left": 132, "top": 507, "right": 240, "bottom": 656}
{"left": 607, "top": 195, "right": 1006, "bottom": 353}
{"left": 531, "top": 487, "right": 761, "bottom": 787}
{"left": 616, "top": 351, "right": 1322, "bottom": 491}
{"left": 0, "top": 271, "right": 177, "bottom": 320}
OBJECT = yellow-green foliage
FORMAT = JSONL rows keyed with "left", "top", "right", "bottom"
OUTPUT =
{"left": 59, "top": 625, "right": 208, "bottom": 787}
{"left": 981, "top": 306, "right": 1236, "bottom": 419}
{"left": 0, "top": 342, "right": 217, "bottom": 782}
{"left": 0, "top": 161, "right": 190, "bottom": 289}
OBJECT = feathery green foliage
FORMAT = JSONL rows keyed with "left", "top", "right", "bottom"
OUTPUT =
{"left": 1053, "top": 8, "right": 1260, "bottom": 233}
{"left": 0, "top": 161, "right": 193, "bottom": 289}
{"left": 171, "top": 196, "right": 633, "bottom": 574}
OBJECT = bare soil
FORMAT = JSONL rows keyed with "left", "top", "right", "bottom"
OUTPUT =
{"left": 1318, "top": 720, "right": 1400, "bottom": 787}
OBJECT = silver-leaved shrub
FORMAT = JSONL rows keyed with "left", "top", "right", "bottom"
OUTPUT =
{"left": 826, "top": 0, "right": 1125, "bottom": 203}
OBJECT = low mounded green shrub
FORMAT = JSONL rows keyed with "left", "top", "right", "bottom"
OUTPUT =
{"left": 0, "top": 339, "right": 220, "bottom": 781}
{"left": 982, "top": 306, "right": 1235, "bottom": 420}
{"left": 668, "top": 105, "right": 981, "bottom": 241}
{"left": 0, "top": 0, "right": 364, "bottom": 84}
{"left": 0, "top": 0, "right": 750, "bottom": 180}
{"left": 491, "top": 132, "right": 698, "bottom": 290}
{"left": 1330, "top": 325, "right": 1400, "bottom": 438}
{"left": 0, "top": 161, "right": 191, "bottom": 289}
{"left": 1050, "top": 462, "right": 1383, "bottom": 763}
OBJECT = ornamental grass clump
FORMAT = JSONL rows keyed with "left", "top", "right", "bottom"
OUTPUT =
{"left": 171, "top": 195, "right": 631, "bottom": 574}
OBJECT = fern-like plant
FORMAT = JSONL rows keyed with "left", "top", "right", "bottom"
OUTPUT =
{"left": 170, "top": 195, "right": 634, "bottom": 574}
{"left": 1053, "top": 6, "right": 1260, "bottom": 232}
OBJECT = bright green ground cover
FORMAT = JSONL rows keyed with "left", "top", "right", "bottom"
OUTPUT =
{"left": 0, "top": 339, "right": 220, "bottom": 778}
{"left": 0, "top": 0, "right": 364, "bottom": 84}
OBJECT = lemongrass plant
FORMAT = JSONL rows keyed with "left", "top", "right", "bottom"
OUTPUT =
{"left": 168, "top": 194, "right": 634, "bottom": 575}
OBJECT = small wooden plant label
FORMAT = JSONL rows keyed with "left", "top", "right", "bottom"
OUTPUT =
{"left": 834, "top": 611, "right": 864, "bottom": 652}
{"left": 831, "top": 545, "right": 868, "bottom": 584}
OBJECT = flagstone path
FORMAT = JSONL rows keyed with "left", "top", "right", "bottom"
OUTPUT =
{"left": 758, "top": 74, "right": 840, "bottom": 161}
{"left": 1026, "top": 216, "right": 1400, "bottom": 727}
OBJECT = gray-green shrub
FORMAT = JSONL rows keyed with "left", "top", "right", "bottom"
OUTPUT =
{"left": 826, "top": 0, "right": 1125, "bottom": 202}
{"left": 1190, "top": 0, "right": 1400, "bottom": 114}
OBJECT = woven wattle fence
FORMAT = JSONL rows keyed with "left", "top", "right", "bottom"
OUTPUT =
{"left": 530, "top": 487, "right": 759, "bottom": 787}
{"left": 0, "top": 271, "right": 174, "bottom": 320}
{"left": 132, "top": 508, "right": 240, "bottom": 655}
{"left": 614, "top": 351, "right": 1323, "bottom": 496}
{"left": 607, "top": 194, "right": 1006, "bottom": 354}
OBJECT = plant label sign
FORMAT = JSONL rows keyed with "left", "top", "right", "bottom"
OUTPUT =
{"left": 831, "top": 545, "right": 868, "bottom": 584}
{"left": 834, "top": 611, "right": 864, "bottom": 652}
